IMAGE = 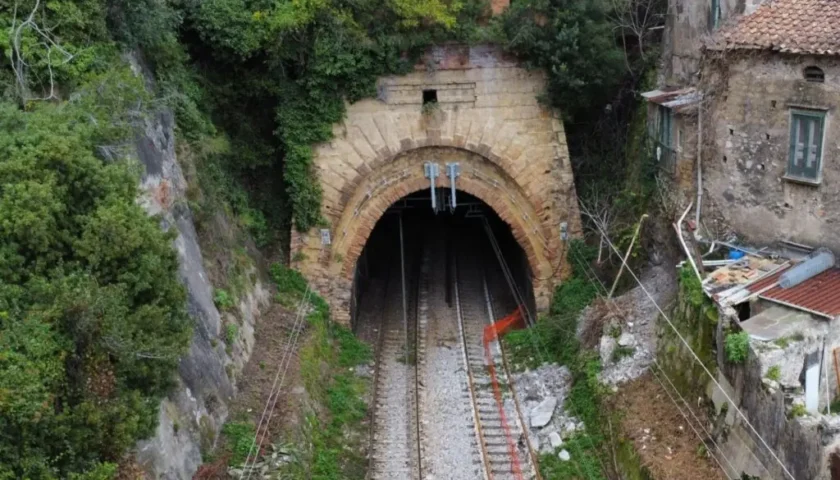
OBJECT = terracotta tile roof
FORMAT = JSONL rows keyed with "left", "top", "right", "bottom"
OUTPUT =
{"left": 711, "top": 0, "right": 840, "bottom": 56}
{"left": 758, "top": 267, "right": 840, "bottom": 318}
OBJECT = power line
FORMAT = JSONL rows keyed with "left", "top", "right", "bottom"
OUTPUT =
{"left": 241, "top": 285, "right": 312, "bottom": 479}
{"left": 565, "top": 236, "right": 770, "bottom": 479}
{"left": 480, "top": 220, "right": 605, "bottom": 480}
{"left": 586, "top": 213, "right": 796, "bottom": 480}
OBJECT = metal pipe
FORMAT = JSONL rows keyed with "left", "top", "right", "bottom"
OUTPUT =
{"left": 695, "top": 98, "right": 703, "bottom": 226}
{"left": 676, "top": 202, "right": 701, "bottom": 281}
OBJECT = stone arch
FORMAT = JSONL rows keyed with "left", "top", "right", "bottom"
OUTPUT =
{"left": 331, "top": 146, "right": 553, "bottom": 285}
{"left": 290, "top": 46, "right": 583, "bottom": 324}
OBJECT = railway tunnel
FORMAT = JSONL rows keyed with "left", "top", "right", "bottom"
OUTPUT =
{"left": 289, "top": 45, "right": 583, "bottom": 324}
{"left": 350, "top": 189, "right": 536, "bottom": 333}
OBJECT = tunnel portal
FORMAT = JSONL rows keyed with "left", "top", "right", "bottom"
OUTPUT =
{"left": 289, "top": 44, "right": 582, "bottom": 324}
{"left": 350, "top": 190, "right": 536, "bottom": 331}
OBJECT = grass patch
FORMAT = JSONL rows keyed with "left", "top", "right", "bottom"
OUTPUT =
{"left": 225, "top": 323, "right": 239, "bottom": 345}
{"left": 214, "top": 288, "right": 236, "bottom": 310}
{"left": 539, "top": 432, "right": 605, "bottom": 479}
{"left": 269, "top": 263, "right": 371, "bottom": 479}
{"left": 725, "top": 332, "right": 750, "bottom": 363}
{"left": 766, "top": 365, "right": 781, "bottom": 382}
{"left": 774, "top": 332, "right": 804, "bottom": 348}
{"left": 221, "top": 421, "right": 256, "bottom": 465}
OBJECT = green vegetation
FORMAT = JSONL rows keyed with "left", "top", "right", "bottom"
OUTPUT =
{"left": 505, "top": 240, "right": 599, "bottom": 369}
{"left": 725, "top": 332, "right": 750, "bottom": 364}
{"left": 214, "top": 289, "right": 236, "bottom": 310}
{"left": 225, "top": 324, "right": 240, "bottom": 346}
{"left": 0, "top": 2, "right": 193, "bottom": 474}
{"left": 221, "top": 421, "right": 257, "bottom": 465}
{"left": 766, "top": 365, "right": 781, "bottom": 382}
{"left": 0, "top": 0, "right": 658, "bottom": 476}
{"left": 612, "top": 345, "right": 635, "bottom": 362}
{"left": 657, "top": 265, "right": 718, "bottom": 400}
{"left": 264, "top": 264, "right": 372, "bottom": 478}
{"left": 789, "top": 403, "right": 807, "bottom": 418}
{"left": 504, "top": 240, "right": 607, "bottom": 479}
{"left": 774, "top": 332, "right": 804, "bottom": 348}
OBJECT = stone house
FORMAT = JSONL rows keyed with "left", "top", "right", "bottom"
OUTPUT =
{"left": 700, "top": 0, "right": 840, "bottom": 251}
{"left": 647, "top": 0, "right": 770, "bottom": 195}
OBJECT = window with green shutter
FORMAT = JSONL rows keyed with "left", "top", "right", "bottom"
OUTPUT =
{"left": 788, "top": 109, "right": 826, "bottom": 182}
{"left": 710, "top": 0, "right": 722, "bottom": 29}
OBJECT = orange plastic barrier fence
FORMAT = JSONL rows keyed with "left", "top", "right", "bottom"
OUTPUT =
{"left": 482, "top": 307, "right": 526, "bottom": 480}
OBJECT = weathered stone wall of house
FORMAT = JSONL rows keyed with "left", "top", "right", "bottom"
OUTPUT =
{"left": 708, "top": 307, "right": 840, "bottom": 480}
{"left": 291, "top": 44, "right": 582, "bottom": 324}
{"left": 661, "top": 0, "right": 747, "bottom": 85}
{"left": 701, "top": 54, "right": 840, "bottom": 250}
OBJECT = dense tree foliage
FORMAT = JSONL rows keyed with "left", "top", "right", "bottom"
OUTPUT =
{"left": 0, "top": 2, "right": 191, "bottom": 477}
{"left": 500, "top": 0, "right": 625, "bottom": 123}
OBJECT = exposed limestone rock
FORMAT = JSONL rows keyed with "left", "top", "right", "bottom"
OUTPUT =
{"left": 530, "top": 397, "right": 558, "bottom": 428}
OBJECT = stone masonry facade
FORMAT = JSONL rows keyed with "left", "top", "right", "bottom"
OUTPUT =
{"left": 702, "top": 54, "right": 840, "bottom": 250}
{"left": 290, "top": 44, "right": 582, "bottom": 325}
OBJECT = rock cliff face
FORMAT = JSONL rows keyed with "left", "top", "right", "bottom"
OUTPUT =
{"left": 132, "top": 106, "right": 268, "bottom": 478}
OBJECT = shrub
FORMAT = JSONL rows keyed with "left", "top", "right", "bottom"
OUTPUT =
{"left": 789, "top": 403, "right": 807, "bottom": 418}
{"left": 766, "top": 365, "right": 781, "bottom": 382}
{"left": 725, "top": 332, "right": 750, "bottom": 363}
{"left": 214, "top": 289, "right": 235, "bottom": 310}
{"left": 0, "top": 91, "right": 190, "bottom": 476}
{"left": 221, "top": 421, "right": 256, "bottom": 465}
{"left": 225, "top": 323, "right": 239, "bottom": 345}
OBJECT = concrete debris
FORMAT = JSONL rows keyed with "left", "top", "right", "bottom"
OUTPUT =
{"left": 582, "top": 265, "right": 677, "bottom": 387}
{"left": 530, "top": 397, "right": 558, "bottom": 428}
{"left": 548, "top": 431, "right": 563, "bottom": 449}
{"left": 558, "top": 449, "right": 571, "bottom": 461}
{"left": 618, "top": 332, "right": 636, "bottom": 347}
{"left": 599, "top": 336, "right": 617, "bottom": 365}
{"left": 511, "top": 363, "right": 578, "bottom": 454}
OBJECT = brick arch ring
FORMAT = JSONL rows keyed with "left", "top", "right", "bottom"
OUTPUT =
{"left": 326, "top": 146, "right": 559, "bottom": 302}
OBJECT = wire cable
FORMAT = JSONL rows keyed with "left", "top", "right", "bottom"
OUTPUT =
{"left": 241, "top": 285, "right": 312, "bottom": 479}
{"left": 587, "top": 214, "right": 796, "bottom": 480}
{"left": 565, "top": 243, "right": 767, "bottom": 478}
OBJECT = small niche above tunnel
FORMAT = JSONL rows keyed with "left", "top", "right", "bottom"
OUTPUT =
{"left": 350, "top": 189, "right": 536, "bottom": 332}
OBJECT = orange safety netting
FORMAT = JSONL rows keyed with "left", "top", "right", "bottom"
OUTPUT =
{"left": 482, "top": 307, "right": 527, "bottom": 480}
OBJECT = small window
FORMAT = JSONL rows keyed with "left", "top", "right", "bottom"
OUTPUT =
{"left": 804, "top": 66, "right": 825, "bottom": 83}
{"left": 422, "top": 89, "right": 438, "bottom": 104}
{"left": 710, "top": 0, "right": 722, "bottom": 30}
{"left": 788, "top": 109, "right": 826, "bottom": 182}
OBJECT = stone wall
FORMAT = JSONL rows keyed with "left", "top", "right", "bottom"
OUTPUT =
{"left": 708, "top": 306, "right": 840, "bottom": 480}
{"left": 702, "top": 53, "right": 840, "bottom": 250}
{"left": 661, "top": 0, "right": 745, "bottom": 85}
{"left": 291, "top": 44, "right": 582, "bottom": 324}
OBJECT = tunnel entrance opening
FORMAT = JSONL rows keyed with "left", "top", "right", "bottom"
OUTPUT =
{"left": 350, "top": 189, "right": 536, "bottom": 332}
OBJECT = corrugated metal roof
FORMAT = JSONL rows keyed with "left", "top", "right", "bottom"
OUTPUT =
{"left": 758, "top": 267, "right": 840, "bottom": 318}
{"left": 746, "top": 265, "right": 791, "bottom": 293}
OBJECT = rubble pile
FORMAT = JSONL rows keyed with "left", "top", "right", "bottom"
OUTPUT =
{"left": 510, "top": 364, "right": 582, "bottom": 461}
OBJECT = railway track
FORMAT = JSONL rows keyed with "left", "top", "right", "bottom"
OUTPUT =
{"left": 454, "top": 236, "right": 538, "bottom": 480}
{"left": 369, "top": 216, "right": 422, "bottom": 480}
{"left": 368, "top": 218, "right": 538, "bottom": 480}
